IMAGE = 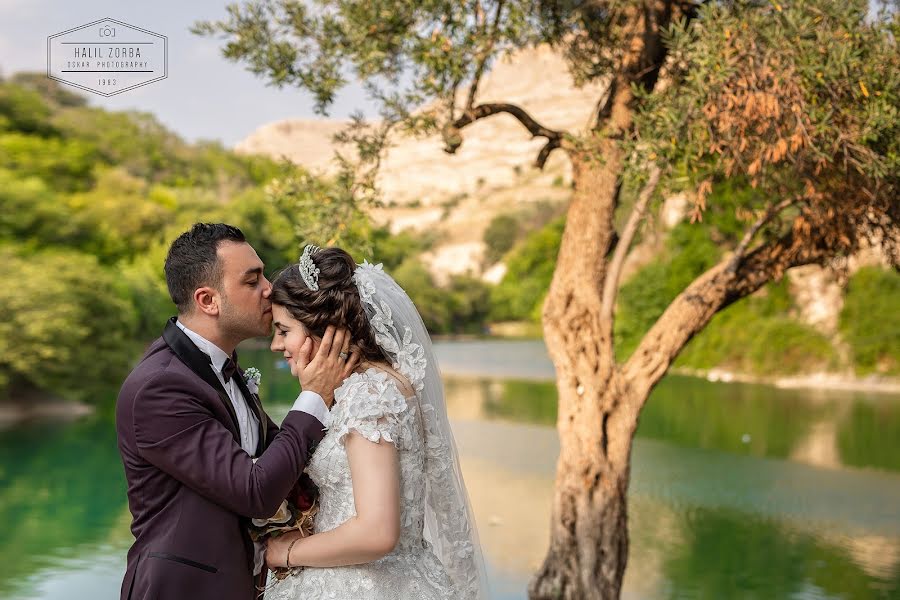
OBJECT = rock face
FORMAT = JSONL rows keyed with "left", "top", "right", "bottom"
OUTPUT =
{"left": 237, "top": 45, "right": 606, "bottom": 206}
{"left": 236, "top": 46, "right": 605, "bottom": 279}
{"left": 236, "top": 119, "right": 349, "bottom": 174}
{"left": 787, "top": 265, "right": 845, "bottom": 334}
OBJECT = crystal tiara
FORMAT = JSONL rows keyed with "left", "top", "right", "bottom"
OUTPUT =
{"left": 297, "top": 244, "right": 321, "bottom": 291}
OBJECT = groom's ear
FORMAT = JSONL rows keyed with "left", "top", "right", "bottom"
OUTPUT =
{"left": 193, "top": 286, "right": 221, "bottom": 316}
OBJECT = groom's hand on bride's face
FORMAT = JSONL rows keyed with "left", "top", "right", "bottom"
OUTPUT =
{"left": 294, "top": 326, "right": 357, "bottom": 407}
{"left": 287, "top": 338, "right": 313, "bottom": 378}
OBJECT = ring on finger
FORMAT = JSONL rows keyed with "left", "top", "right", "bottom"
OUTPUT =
{"left": 338, "top": 351, "right": 349, "bottom": 360}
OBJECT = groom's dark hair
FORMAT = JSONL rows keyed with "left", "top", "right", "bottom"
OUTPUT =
{"left": 165, "top": 223, "right": 246, "bottom": 314}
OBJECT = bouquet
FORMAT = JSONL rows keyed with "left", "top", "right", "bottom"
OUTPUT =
{"left": 250, "top": 472, "right": 318, "bottom": 582}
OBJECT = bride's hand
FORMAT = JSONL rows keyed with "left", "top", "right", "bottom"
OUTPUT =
{"left": 265, "top": 531, "right": 302, "bottom": 569}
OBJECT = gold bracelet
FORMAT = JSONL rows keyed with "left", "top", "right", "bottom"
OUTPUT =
{"left": 285, "top": 537, "right": 300, "bottom": 569}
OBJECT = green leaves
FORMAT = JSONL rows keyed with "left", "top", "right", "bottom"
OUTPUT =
{"left": 0, "top": 246, "right": 139, "bottom": 402}
{"left": 0, "top": 83, "right": 57, "bottom": 136}
{"left": 194, "top": 1, "right": 538, "bottom": 125}
{"left": 633, "top": 0, "right": 899, "bottom": 214}
{"left": 0, "top": 133, "right": 98, "bottom": 193}
{"left": 391, "top": 257, "right": 491, "bottom": 334}
{"left": 839, "top": 267, "right": 900, "bottom": 375}
{"left": 264, "top": 165, "right": 374, "bottom": 256}
{"left": 490, "top": 216, "right": 565, "bottom": 322}
{"left": 0, "top": 75, "right": 384, "bottom": 401}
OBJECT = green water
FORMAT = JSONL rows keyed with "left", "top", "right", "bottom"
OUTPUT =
{"left": 1, "top": 341, "right": 898, "bottom": 599}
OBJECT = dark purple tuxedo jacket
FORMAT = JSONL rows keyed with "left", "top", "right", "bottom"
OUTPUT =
{"left": 116, "top": 318, "right": 324, "bottom": 600}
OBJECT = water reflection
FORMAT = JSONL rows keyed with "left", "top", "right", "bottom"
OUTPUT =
{"left": 838, "top": 401, "right": 900, "bottom": 472}
{"left": 444, "top": 378, "right": 559, "bottom": 424}
{"left": 442, "top": 372, "right": 900, "bottom": 474}
{"left": 450, "top": 420, "right": 900, "bottom": 600}
{"left": 1, "top": 342, "right": 899, "bottom": 599}
{"left": 0, "top": 416, "right": 129, "bottom": 598}
{"left": 660, "top": 506, "right": 900, "bottom": 599}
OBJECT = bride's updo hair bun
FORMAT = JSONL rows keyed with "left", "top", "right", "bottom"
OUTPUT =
{"left": 271, "top": 247, "right": 385, "bottom": 362}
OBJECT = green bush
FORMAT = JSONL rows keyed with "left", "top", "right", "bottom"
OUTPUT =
{"left": 0, "top": 170, "right": 74, "bottom": 248}
{"left": 0, "top": 82, "right": 58, "bottom": 136}
{"left": 0, "top": 246, "right": 139, "bottom": 402}
{"left": 391, "top": 258, "right": 490, "bottom": 334}
{"left": 118, "top": 241, "right": 176, "bottom": 341}
{"left": 0, "top": 76, "right": 282, "bottom": 191}
{"left": 483, "top": 201, "right": 565, "bottom": 268}
{"left": 483, "top": 214, "right": 520, "bottom": 265}
{"left": 839, "top": 267, "right": 900, "bottom": 375}
{"left": 615, "top": 222, "right": 721, "bottom": 358}
{"left": 0, "top": 133, "right": 98, "bottom": 192}
{"left": 365, "top": 227, "right": 433, "bottom": 272}
{"left": 8, "top": 72, "right": 87, "bottom": 108}
{"left": 490, "top": 216, "right": 565, "bottom": 322}
{"left": 613, "top": 216, "right": 836, "bottom": 375}
{"left": 445, "top": 274, "right": 492, "bottom": 334}
{"left": 392, "top": 259, "right": 453, "bottom": 333}
{"left": 676, "top": 300, "right": 838, "bottom": 375}
{"left": 0, "top": 74, "right": 393, "bottom": 404}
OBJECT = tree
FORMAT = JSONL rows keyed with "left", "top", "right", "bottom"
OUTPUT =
{"left": 195, "top": 1, "right": 899, "bottom": 597}
{"left": 0, "top": 246, "right": 139, "bottom": 403}
{"left": 0, "top": 76, "right": 351, "bottom": 403}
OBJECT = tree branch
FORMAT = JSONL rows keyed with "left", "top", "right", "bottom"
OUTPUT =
{"left": 620, "top": 224, "right": 833, "bottom": 415}
{"left": 600, "top": 164, "right": 661, "bottom": 323}
{"left": 725, "top": 198, "right": 796, "bottom": 274}
{"left": 444, "top": 103, "right": 569, "bottom": 169}
{"left": 593, "top": 78, "right": 618, "bottom": 132}
{"left": 535, "top": 137, "right": 562, "bottom": 169}
{"left": 452, "top": 102, "right": 564, "bottom": 141}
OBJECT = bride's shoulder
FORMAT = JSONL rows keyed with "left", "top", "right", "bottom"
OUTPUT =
{"left": 340, "top": 365, "right": 415, "bottom": 399}
{"left": 329, "top": 368, "right": 414, "bottom": 446}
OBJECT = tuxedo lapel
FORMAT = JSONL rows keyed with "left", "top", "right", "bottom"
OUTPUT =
{"left": 162, "top": 317, "right": 241, "bottom": 441}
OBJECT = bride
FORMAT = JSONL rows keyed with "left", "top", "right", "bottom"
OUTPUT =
{"left": 262, "top": 246, "right": 489, "bottom": 600}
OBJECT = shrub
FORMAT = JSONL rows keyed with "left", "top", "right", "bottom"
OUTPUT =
{"left": 391, "top": 258, "right": 489, "bottom": 334}
{"left": 490, "top": 216, "right": 565, "bottom": 322}
{"left": 840, "top": 267, "right": 900, "bottom": 375}
{"left": 0, "top": 246, "right": 139, "bottom": 401}
{"left": 483, "top": 214, "right": 520, "bottom": 265}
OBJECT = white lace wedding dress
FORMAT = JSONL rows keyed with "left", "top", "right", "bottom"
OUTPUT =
{"left": 265, "top": 367, "right": 472, "bottom": 599}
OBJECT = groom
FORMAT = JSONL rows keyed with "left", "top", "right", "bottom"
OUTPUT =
{"left": 116, "top": 223, "right": 355, "bottom": 600}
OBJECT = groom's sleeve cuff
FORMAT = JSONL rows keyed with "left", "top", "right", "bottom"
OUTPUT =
{"left": 290, "top": 390, "right": 328, "bottom": 425}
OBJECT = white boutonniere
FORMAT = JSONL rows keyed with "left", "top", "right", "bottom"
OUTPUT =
{"left": 243, "top": 367, "right": 261, "bottom": 394}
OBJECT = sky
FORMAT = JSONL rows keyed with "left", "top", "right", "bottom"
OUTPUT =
{"left": 0, "top": 0, "right": 375, "bottom": 146}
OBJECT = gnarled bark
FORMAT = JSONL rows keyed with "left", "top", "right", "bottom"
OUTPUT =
{"left": 529, "top": 4, "right": 662, "bottom": 593}
{"left": 530, "top": 144, "right": 631, "bottom": 600}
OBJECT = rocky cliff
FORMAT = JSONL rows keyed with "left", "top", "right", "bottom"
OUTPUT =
{"left": 237, "top": 46, "right": 606, "bottom": 278}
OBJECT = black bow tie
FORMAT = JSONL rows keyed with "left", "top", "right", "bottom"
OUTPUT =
{"left": 221, "top": 357, "right": 238, "bottom": 383}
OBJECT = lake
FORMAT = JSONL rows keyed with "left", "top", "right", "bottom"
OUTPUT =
{"left": 1, "top": 340, "right": 898, "bottom": 599}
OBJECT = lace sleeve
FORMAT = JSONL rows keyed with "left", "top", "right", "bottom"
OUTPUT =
{"left": 329, "top": 370, "right": 411, "bottom": 449}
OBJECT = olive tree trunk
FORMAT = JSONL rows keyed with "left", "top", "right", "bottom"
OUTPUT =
{"left": 529, "top": 142, "right": 831, "bottom": 599}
